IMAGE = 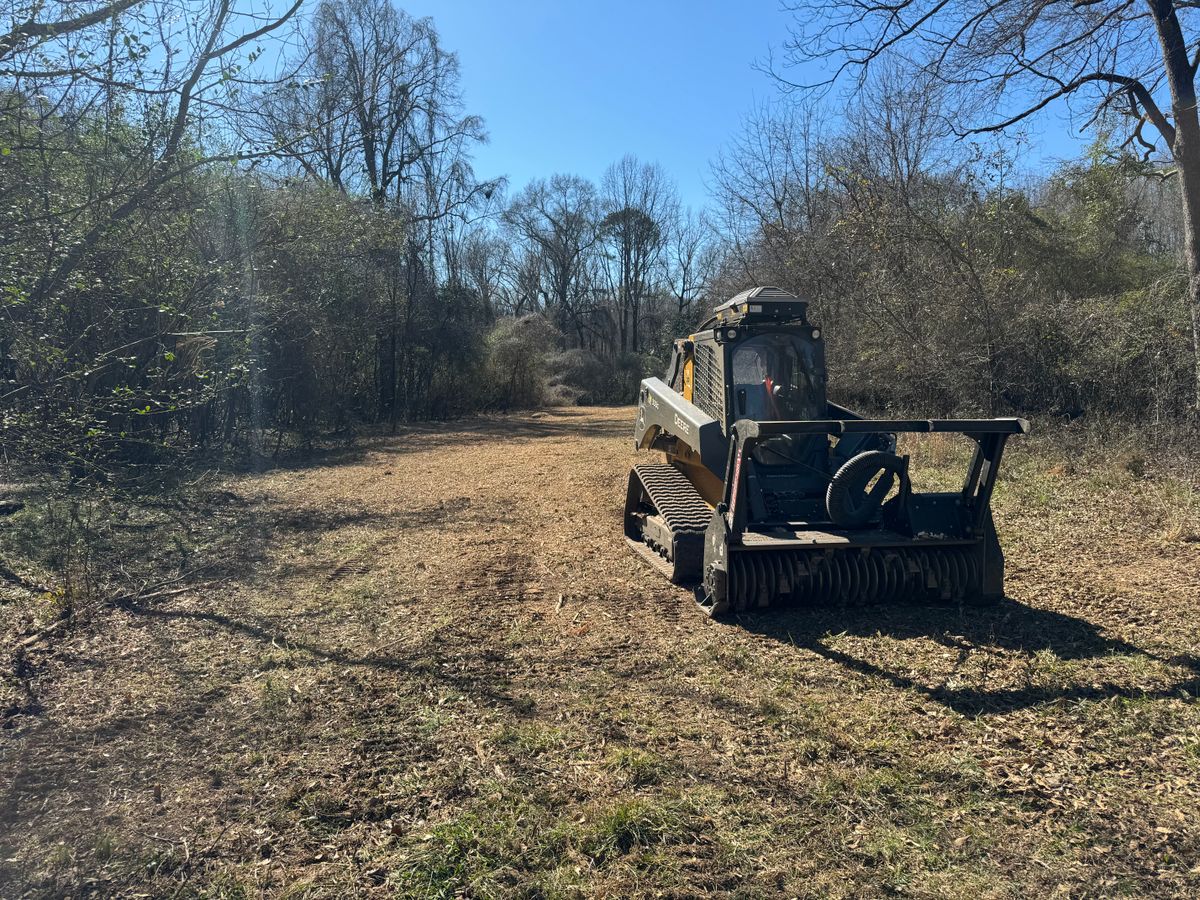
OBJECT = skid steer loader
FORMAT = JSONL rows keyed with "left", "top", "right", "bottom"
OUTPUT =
{"left": 623, "top": 286, "right": 1028, "bottom": 617}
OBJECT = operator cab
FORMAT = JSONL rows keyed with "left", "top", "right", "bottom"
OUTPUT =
{"left": 675, "top": 285, "right": 828, "bottom": 432}
{"left": 696, "top": 285, "right": 829, "bottom": 444}
{"left": 667, "top": 286, "right": 891, "bottom": 525}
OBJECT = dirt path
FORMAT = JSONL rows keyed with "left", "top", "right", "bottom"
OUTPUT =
{"left": 3, "top": 406, "right": 1200, "bottom": 898}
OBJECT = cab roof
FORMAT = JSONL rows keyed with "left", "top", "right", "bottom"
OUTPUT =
{"left": 702, "top": 286, "right": 809, "bottom": 328}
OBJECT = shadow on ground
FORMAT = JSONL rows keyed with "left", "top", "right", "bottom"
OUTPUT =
{"left": 735, "top": 598, "right": 1200, "bottom": 716}
{"left": 116, "top": 600, "right": 535, "bottom": 716}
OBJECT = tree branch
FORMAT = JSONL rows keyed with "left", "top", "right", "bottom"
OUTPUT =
{"left": 965, "top": 71, "right": 1176, "bottom": 148}
{"left": 0, "top": 0, "right": 142, "bottom": 60}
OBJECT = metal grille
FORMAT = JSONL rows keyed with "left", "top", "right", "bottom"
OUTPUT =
{"left": 692, "top": 342, "right": 723, "bottom": 421}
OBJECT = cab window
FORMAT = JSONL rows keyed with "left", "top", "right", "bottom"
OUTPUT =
{"left": 731, "top": 334, "right": 824, "bottom": 421}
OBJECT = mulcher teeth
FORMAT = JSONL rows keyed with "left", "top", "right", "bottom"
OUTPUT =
{"left": 721, "top": 546, "right": 980, "bottom": 613}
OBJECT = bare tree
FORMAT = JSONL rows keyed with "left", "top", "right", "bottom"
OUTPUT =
{"left": 598, "top": 155, "right": 677, "bottom": 353}
{"left": 502, "top": 174, "right": 599, "bottom": 343}
{"left": 667, "top": 207, "right": 716, "bottom": 321}
{"left": 250, "top": 0, "right": 494, "bottom": 220}
{"left": 460, "top": 226, "right": 509, "bottom": 313}
{"left": 497, "top": 242, "right": 547, "bottom": 317}
{"left": 709, "top": 101, "right": 829, "bottom": 291}
{"left": 780, "top": 0, "right": 1200, "bottom": 409}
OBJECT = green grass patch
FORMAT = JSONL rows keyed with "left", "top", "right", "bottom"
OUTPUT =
{"left": 576, "top": 796, "right": 694, "bottom": 862}
{"left": 603, "top": 747, "right": 669, "bottom": 786}
{"left": 389, "top": 788, "right": 702, "bottom": 899}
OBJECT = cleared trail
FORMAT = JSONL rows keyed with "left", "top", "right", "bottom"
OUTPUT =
{"left": 3, "top": 406, "right": 1199, "bottom": 898}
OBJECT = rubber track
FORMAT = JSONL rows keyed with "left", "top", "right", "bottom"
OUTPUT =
{"left": 629, "top": 464, "right": 712, "bottom": 584}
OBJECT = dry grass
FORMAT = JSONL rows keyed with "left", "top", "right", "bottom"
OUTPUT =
{"left": 2, "top": 406, "right": 1199, "bottom": 898}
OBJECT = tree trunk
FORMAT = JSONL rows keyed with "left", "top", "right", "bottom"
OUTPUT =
{"left": 1169, "top": 110, "right": 1200, "bottom": 413}
{"left": 1179, "top": 149, "right": 1200, "bottom": 412}
{"left": 1154, "top": 2, "right": 1200, "bottom": 412}
{"left": 389, "top": 287, "right": 399, "bottom": 434}
{"left": 631, "top": 297, "right": 640, "bottom": 353}
{"left": 1181, "top": 264, "right": 1200, "bottom": 414}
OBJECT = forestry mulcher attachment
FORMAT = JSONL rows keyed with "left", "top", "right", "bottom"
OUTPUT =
{"left": 624, "top": 286, "right": 1028, "bottom": 617}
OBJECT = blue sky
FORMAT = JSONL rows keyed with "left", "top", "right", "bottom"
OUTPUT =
{"left": 398, "top": 0, "right": 1091, "bottom": 210}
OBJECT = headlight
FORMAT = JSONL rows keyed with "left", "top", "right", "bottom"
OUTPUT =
{"left": 724, "top": 328, "right": 738, "bottom": 341}
{"left": 811, "top": 328, "right": 821, "bottom": 339}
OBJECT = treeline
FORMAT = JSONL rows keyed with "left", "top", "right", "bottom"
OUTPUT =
{"left": 1, "top": 0, "right": 1196, "bottom": 482}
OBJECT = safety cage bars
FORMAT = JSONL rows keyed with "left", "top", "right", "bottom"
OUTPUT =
{"left": 719, "top": 417, "right": 1030, "bottom": 541}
